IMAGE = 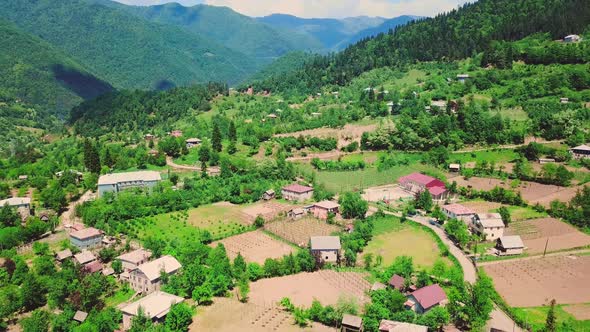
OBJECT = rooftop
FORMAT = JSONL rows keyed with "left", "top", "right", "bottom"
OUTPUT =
{"left": 55, "top": 249, "right": 73, "bottom": 261}
{"left": 498, "top": 235, "right": 524, "bottom": 249}
{"left": 117, "top": 249, "right": 152, "bottom": 264}
{"left": 73, "top": 311, "right": 88, "bottom": 323}
{"left": 0, "top": 197, "right": 31, "bottom": 206}
{"left": 135, "top": 255, "right": 181, "bottom": 281}
{"left": 70, "top": 227, "right": 103, "bottom": 241}
{"left": 571, "top": 144, "right": 590, "bottom": 152}
{"left": 313, "top": 200, "right": 340, "bottom": 210}
{"left": 388, "top": 274, "right": 405, "bottom": 289}
{"left": 74, "top": 250, "right": 97, "bottom": 265}
{"left": 121, "top": 291, "right": 184, "bottom": 319}
{"left": 379, "top": 320, "right": 428, "bottom": 332}
{"left": 282, "top": 183, "right": 314, "bottom": 194}
{"left": 185, "top": 138, "right": 202, "bottom": 143}
{"left": 98, "top": 171, "right": 162, "bottom": 185}
{"left": 85, "top": 261, "right": 103, "bottom": 273}
{"left": 475, "top": 213, "right": 505, "bottom": 228}
{"left": 428, "top": 186, "right": 447, "bottom": 196}
{"left": 342, "top": 314, "right": 362, "bottom": 328}
{"left": 410, "top": 284, "right": 447, "bottom": 311}
{"left": 443, "top": 204, "right": 475, "bottom": 216}
{"left": 310, "top": 236, "right": 341, "bottom": 251}
{"left": 399, "top": 173, "right": 445, "bottom": 189}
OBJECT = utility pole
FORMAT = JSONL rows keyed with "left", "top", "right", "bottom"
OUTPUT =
{"left": 543, "top": 238, "right": 549, "bottom": 257}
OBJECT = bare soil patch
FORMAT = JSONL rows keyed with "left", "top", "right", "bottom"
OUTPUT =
{"left": 458, "top": 201, "right": 502, "bottom": 213}
{"left": 563, "top": 303, "right": 590, "bottom": 320}
{"left": 505, "top": 218, "right": 590, "bottom": 254}
{"left": 241, "top": 201, "right": 295, "bottom": 224}
{"left": 249, "top": 270, "right": 371, "bottom": 307}
{"left": 449, "top": 176, "right": 580, "bottom": 207}
{"left": 484, "top": 255, "right": 590, "bottom": 307}
{"left": 362, "top": 184, "right": 413, "bottom": 203}
{"left": 189, "top": 296, "right": 331, "bottom": 332}
{"left": 211, "top": 230, "right": 296, "bottom": 264}
{"left": 264, "top": 217, "right": 341, "bottom": 247}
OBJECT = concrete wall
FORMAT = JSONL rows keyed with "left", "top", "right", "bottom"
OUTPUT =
{"left": 282, "top": 190, "right": 313, "bottom": 202}
{"left": 70, "top": 235, "right": 102, "bottom": 250}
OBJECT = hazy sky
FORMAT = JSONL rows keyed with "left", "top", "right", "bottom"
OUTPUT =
{"left": 114, "top": 0, "right": 472, "bottom": 18}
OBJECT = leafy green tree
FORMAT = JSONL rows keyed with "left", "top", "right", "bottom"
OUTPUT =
{"left": 415, "top": 190, "right": 433, "bottom": 212}
{"left": 339, "top": 192, "right": 368, "bottom": 219}
{"left": 498, "top": 206, "right": 511, "bottom": 227}
{"left": 165, "top": 303, "right": 193, "bottom": 332}
{"left": 0, "top": 204, "right": 20, "bottom": 227}
{"left": 233, "top": 253, "right": 247, "bottom": 277}
{"left": 21, "top": 274, "right": 46, "bottom": 310}
{"left": 363, "top": 253, "right": 373, "bottom": 270}
{"left": 238, "top": 277, "right": 250, "bottom": 303}
{"left": 112, "top": 260, "right": 123, "bottom": 274}
{"left": 192, "top": 284, "right": 213, "bottom": 305}
{"left": 417, "top": 306, "right": 450, "bottom": 330}
{"left": 129, "top": 307, "right": 153, "bottom": 332}
{"left": 20, "top": 309, "right": 50, "bottom": 332}
{"left": 228, "top": 121, "right": 237, "bottom": 142}
{"left": 254, "top": 215, "right": 265, "bottom": 228}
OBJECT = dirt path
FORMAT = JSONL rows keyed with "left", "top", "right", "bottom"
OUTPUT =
{"left": 452, "top": 139, "right": 564, "bottom": 153}
{"left": 166, "top": 156, "right": 220, "bottom": 173}
{"left": 370, "top": 207, "right": 522, "bottom": 332}
{"left": 477, "top": 248, "right": 590, "bottom": 267}
{"left": 60, "top": 190, "right": 94, "bottom": 229}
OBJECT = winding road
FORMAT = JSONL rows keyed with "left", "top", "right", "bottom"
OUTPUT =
{"left": 371, "top": 207, "right": 523, "bottom": 332}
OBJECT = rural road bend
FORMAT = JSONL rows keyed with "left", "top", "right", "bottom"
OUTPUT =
{"left": 372, "top": 208, "right": 522, "bottom": 332}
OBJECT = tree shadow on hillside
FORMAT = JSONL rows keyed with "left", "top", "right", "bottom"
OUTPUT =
{"left": 52, "top": 64, "right": 114, "bottom": 100}
{"left": 154, "top": 79, "right": 176, "bottom": 91}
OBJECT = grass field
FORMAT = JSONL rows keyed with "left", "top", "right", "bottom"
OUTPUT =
{"left": 394, "top": 69, "right": 427, "bottom": 86}
{"left": 451, "top": 149, "right": 519, "bottom": 164}
{"left": 512, "top": 305, "right": 590, "bottom": 332}
{"left": 105, "top": 286, "right": 135, "bottom": 307}
{"left": 363, "top": 216, "right": 451, "bottom": 269}
{"left": 490, "top": 107, "right": 530, "bottom": 122}
{"left": 494, "top": 205, "right": 548, "bottom": 221}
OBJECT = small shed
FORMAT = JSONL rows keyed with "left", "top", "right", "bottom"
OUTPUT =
{"left": 288, "top": 208, "right": 305, "bottom": 220}
{"left": 388, "top": 274, "right": 405, "bottom": 291}
{"left": 55, "top": 249, "right": 73, "bottom": 262}
{"left": 496, "top": 235, "right": 524, "bottom": 256}
{"left": 538, "top": 158, "right": 556, "bottom": 164}
{"left": 449, "top": 163, "right": 461, "bottom": 172}
{"left": 310, "top": 236, "right": 341, "bottom": 264}
{"left": 73, "top": 311, "right": 88, "bottom": 323}
{"left": 560, "top": 97, "right": 569, "bottom": 104}
{"left": 185, "top": 138, "right": 202, "bottom": 148}
{"left": 262, "top": 189, "right": 275, "bottom": 201}
{"left": 341, "top": 314, "right": 363, "bottom": 332}
{"left": 456, "top": 74, "right": 470, "bottom": 83}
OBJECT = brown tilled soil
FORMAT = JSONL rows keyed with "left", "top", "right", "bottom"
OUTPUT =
{"left": 241, "top": 201, "right": 295, "bottom": 224}
{"left": 484, "top": 255, "right": 590, "bottom": 307}
{"left": 248, "top": 270, "right": 371, "bottom": 307}
{"left": 505, "top": 218, "right": 590, "bottom": 254}
{"left": 563, "top": 303, "right": 590, "bottom": 320}
{"left": 460, "top": 201, "right": 503, "bottom": 213}
{"left": 189, "top": 296, "right": 332, "bottom": 332}
{"left": 210, "top": 230, "right": 296, "bottom": 264}
{"left": 264, "top": 217, "right": 341, "bottom": 247}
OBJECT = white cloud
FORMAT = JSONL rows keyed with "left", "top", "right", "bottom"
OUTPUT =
{"left": 114, "top": 0, "right": 472, "bottom": 18}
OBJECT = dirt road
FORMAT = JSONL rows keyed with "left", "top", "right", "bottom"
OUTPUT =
{"left": 60, "top": 190, "right": 94, "bottom": 229}
{"left": 166, "top": 156, "right": 220, "bottom": 174}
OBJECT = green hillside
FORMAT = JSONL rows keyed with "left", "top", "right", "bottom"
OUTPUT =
{"left": 0, "top": 19, "right": 112, "bottom": 116}
{"left": 0, "top": 0, "right": 259, "bottom": 90}
{"left": 112, "top": 2, "right": 324, "bottom": 61}
{"left": 255, "top": 0, "right": 590, "bottom": 94}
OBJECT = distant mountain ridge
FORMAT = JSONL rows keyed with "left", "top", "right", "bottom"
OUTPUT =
{"left": 344, "top": 15, "right": 421, "bottom": 46}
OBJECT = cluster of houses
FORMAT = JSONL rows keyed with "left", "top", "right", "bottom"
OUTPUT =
{"left": 442, "top": 203, "right": 525, "bottom": 256}
{"left": 398, "top": 172, "right": 450, "bottom": 201}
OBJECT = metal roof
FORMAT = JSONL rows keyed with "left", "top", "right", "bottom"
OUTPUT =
{"left": 98, "top": 171, "right": 161, "bottom": 185}
{"left": 310, "top": 236, "right": 341, "bottom": 250}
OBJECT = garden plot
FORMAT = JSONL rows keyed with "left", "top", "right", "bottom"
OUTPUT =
{"left": 211, "top": 230, "right": 296, "bottom": 264}
{"left": 273, "top": 123, "right": 378, "bottom": 149}
{"left": 505, "top": 218, "right": 590, "bottom": 254}
{"left": 248, "top": 270, "right": 371, "bottom": 308}
{"left": 241, "top": 201, "right": 295, "bottom": 224}
{"left": 264, "top": 217, "right": 341, "bottom": 247}
{"left": 189, "top": 296, "right": 332, "bottom": 332}
{"left": 484, "top": 254, "right": 590, "bottom": 307}
{"left": 449, "top": 176, "right": 579, "bottom": 207}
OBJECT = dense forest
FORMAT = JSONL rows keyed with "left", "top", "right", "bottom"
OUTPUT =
{"left": 253, "top": 0, "right": 590, "bottom": 95}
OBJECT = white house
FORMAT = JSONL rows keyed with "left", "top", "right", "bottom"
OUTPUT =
{"left": 310, "top": 236, "right": 341, "bottom": 265}
{"left": 97, "top": 171, "right": 162, "bottom": 197}
{"left": 121, "top": 291, "right": 184, "bottom": 330}
{"left": 564, "top": 34, "right": 581, "bottom": 43}
{"left": 185, "top": 138, "right": 202, "bottom": 148}
{"left": 570, "top": 144, "right": 590, "bottom": 159}
{"left": 129, "top": 255, "right": 181, "bottom": 294}
{"left": 116, "top": 249, "right": 152, "bottom": 271}
{"left": 70, "top": 228, "right": 103, "bottom": 250}
{"left": 442, "top": 204, "right": 476, "bottom": 222}
{"left": 496, "top": 235, "right": 525, "bottom": 256}
{"left": 471, "top": 213, "right": 505, "bottom": 240}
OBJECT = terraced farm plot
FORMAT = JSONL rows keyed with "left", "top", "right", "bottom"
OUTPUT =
{"left": 241, "top": 201, "right": 295, "bottom": 223}
{"left": 505, "top": 217, "right": 590, "bottom": 254}
{"left": 484, "top": 255, "right": 590, "bottom": 307}
{"left": 211, "top": 230, "right": 297, "bottom": 264}
{"left": 249, "top": 270, "right": 371, "bottom": 307}
{"left": 189, "top": 297, "right": 332, "bottom": 332}
{"left": 264, "top": 217, "right": 341, "bottom": 247}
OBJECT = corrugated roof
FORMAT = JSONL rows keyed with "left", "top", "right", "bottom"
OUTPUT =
{"left": 342, "top": 314, "right": 362, "bottom": 328}
{"left": 85, "top": 261, "right": 103, "bottom": 273}
{"left": 388, "top": 274, "right": 405, "bottom": 289}
{"left": 410, "top": 284, "right": 447, "bottom": 310}
{"left": 98, "top": 171, "right": 161, "bottom": 185}
{"left": 428, "top": 186, "right": 447, "bottom": 196}
{"left": 571, "top": 144, "right": 590, "bottom": 151}
{"left": 0, "top": 197, "right": 31, "bottom": 206}
{"left": 498, "top": 235, "right": 524, "bottom": 249}
{"left": 379, "top": 320, "right": 428, "bottom": 332}
{"left": 74, "top": 250, "right": 96, "bottom": 265}
{"left": 443, "top": 204, "right": 475, "bottom": 216}
{"left": 117, "top": 249, "right": 152, "bottom": 264}
{"left": 73, "top": 311, "right": 88, "bottom": 322}
{"left": 55, "top": 249, "right": 73, "bottom": 260}
{"left": 475, "top": 213, "right": 504, "bottom": 228}
{"left": 310, "top": 236, "right": 341, "bottom": 250}
{"left": 282, "top": 183, "right": 314, "bottom": 194}
{"left": 70, "top": 227, "right": 102, "bottom": 240}
{"left": 135, "top": 255, "right": 181, "bottom": 281}
{"left": 121, "top": 291, "right": 184, "bottom": 319}
{"left": 313, "top": 200, "right": 340, "bottom": 210}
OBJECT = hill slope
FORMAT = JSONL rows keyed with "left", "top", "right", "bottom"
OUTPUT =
{"left": 254, "top": 0, "right": 590, "bottom": 94}
{"left": 0, "top": 0, "right": 259, "bottom": 90}
{"left": 107, "top": 2, "right": 324, "bottom": 61}
{"left": 343, "top": 15, "right": 419, "bottom": 46}
{"left": 0, "top": 19, "right": 112, "bottom": 116}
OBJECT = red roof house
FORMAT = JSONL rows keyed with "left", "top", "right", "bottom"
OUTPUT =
{"left": 405, "top": 284, "right": 447, "bottom": 313}
{"left": 388, "top": 274, "right": 405, "bottom": 290}
{"left": 398, "top": 173, "right": 448, "bottom": 200}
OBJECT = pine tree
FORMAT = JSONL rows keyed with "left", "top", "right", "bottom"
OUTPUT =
{"left": 83, "top": 139, "right": 101, "bottom": 174}
{"left": 212, "top": 122, "right": 222, "bottom": 152}
{"left": 228, "top": 121, "right": 237, "bottom": 142}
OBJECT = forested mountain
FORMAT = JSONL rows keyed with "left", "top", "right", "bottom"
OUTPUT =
{"left": 256, "top": 14, "right": 387, "bottom": 50}
{"left": 344, "top": 15, "right": 419, "bottom": 46}
{"left": 0, "top": 19, "right": 112, "bottom": 116}
{"left": 101, "top": 1, "right": 324, "bottom": 61}
{"left": 249, "top": 52, "right": 313, "bottom": 82}
{"left": 0, "top": 0, "right": 259, "bottom": 90}
{"left": 254, "top": 0, "right": 590, "bottom": 95}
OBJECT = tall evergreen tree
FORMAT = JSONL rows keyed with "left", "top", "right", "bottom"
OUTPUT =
{"left": 212, "top": 122, "right": 222, "bottom": 152}
{"left": 545, "top": 299, "right": 557, "bottom": 332}
{"left": 228, "top": 121, "right": 237, "bottom": 142}
{"left": 83, "top": 139, "right": 101, "bottom": 174}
